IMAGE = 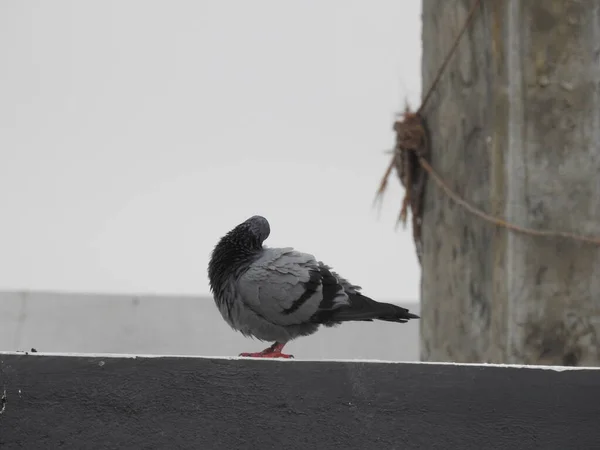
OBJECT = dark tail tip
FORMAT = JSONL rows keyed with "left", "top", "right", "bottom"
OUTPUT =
{"left": 407, "top": 312, "right": 420, "bottom": 319}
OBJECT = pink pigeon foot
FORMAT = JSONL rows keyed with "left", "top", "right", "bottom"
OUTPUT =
{"left": 239, "top": 342, "right": 294, "bottom": 359}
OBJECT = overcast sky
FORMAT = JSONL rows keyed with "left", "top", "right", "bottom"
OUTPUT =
{"left": 0, "top": 1, "right": 422, "bottom": 302}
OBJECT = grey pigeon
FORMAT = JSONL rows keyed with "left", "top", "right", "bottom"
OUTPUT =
{"left": 208, "top": 215, "right": 419, "bottom": 358}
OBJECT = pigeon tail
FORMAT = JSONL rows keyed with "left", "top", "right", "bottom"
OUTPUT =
{"left": 327, "top": 293, "right": 419, "bottom": 323}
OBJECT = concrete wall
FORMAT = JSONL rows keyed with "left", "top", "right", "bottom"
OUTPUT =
{"left": 0, "top": 291, "right": 420, "bottom": 361}
{"left": 1, "top": 353, "right": 599, "bottom": 449}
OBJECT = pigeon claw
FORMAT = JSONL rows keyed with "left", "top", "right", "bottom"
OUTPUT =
{"left": 238, "top": 342, "right": 294, "bottom": 359}
{"left": 239, "top": 351, "right": 294, "bottom": 359}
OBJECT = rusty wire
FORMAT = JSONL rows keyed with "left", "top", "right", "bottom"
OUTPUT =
{"left": 375, "top": 0, "right": 482, "bottom": 217}
{"left": 375, "top": 0, "right": 600, "bottom": 255}
{"left": 419, "top": 157, "right": 600, "bottom": 245}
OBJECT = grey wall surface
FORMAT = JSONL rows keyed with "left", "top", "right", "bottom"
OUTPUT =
{"left": 1, "top": 353, "right": 599, "bottom": 449}
{"left": 0, "top": 291, "right": 420, "bottom": 361}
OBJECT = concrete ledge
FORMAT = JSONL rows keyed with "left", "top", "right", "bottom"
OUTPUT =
{"left": 1, "top": 353, "right": 599, "bottom": 449}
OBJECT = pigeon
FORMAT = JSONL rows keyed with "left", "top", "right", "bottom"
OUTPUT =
{"left": 208, "top": 215, "right": 419, "bottom": 358}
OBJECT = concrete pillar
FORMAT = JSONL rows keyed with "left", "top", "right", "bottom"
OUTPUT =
{"left": 420, "top": 0, "right": 600, "bottom": 365}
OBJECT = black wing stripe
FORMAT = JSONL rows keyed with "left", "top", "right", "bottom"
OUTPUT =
{"left": 317, "top": 265, "right": 341, "bottom": 311}
{"left": 282, "top": 269, "right": 321, "bottom": 315}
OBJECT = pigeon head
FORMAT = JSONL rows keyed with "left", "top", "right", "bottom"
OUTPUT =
{"left": 236, "top": 215, "right": 271, "bottom": 246}
{"left": 216, "top": 215, "right": 271, "bottom": 251}
{"left": 208, "top": 216, "right": 270, "bottom": 295}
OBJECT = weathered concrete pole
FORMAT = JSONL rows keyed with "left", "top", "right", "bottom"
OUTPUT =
{"left": 420, "top": 0, "right": 600, "bottom": 365}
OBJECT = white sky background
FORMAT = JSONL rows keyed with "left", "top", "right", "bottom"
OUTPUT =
{"left": 0, "top": 1, "right": 422, "bottom": 302}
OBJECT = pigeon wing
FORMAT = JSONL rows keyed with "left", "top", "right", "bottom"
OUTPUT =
{"left": 236, "top": 247, "right": 349, "bottom": 326}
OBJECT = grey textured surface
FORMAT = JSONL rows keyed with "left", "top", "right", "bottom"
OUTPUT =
{"left": 1, "top": 353, "right": 599, "bottom": 449}
{"left": 420, "top": 0, "right": 600, "bottom": 365}
{"left": 0, "top": 291, "right": 419, "bottom": 361}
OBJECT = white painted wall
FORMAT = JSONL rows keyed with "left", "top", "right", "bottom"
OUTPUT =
{"left": 0, "top": 291, "right": 419, "bottom": 361}
{"left": 0, "top": 1, "right": 422, "bottom": 302}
